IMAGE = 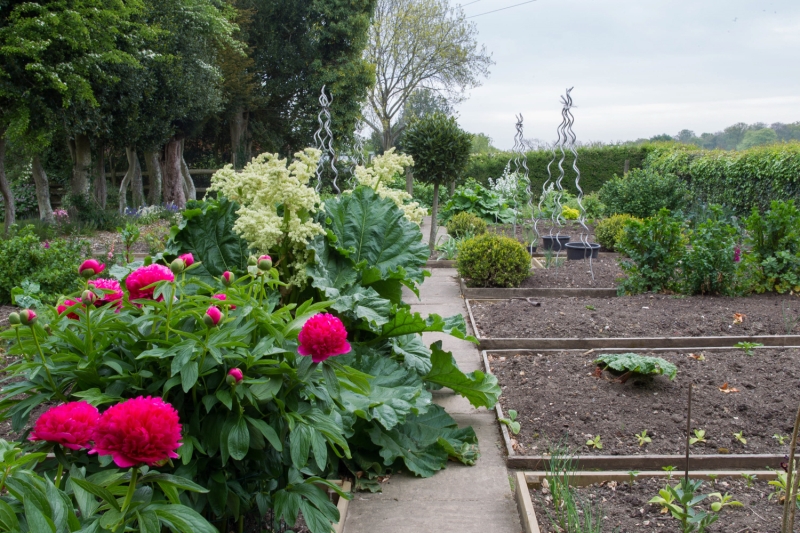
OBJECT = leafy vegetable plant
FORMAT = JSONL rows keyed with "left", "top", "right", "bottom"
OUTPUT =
{"left": 636, "top": 430, "right": 652, "bottom": 447}
{"left": 709, "top": 492, "right": 743, "bottom": 512}
{"left": 689, "top": 430, "right": 708, "bottom": 445}
{"left": 649, "top": 478, "right": 719, "bottom": 533}
{"left": 594, "top": 353, "right": 678, "bottom": 381}
{"left": 499, "top": 409, "right": 520, "bottom": 435}
{"left": 741, "top": 473, "right": 757, "bottom": 488}
{"left": 585, "top": 435, "right": 603, "bottom": 449}
{"left": 735, "top": 341, "right": 764, "bottom": 356}
{"left": 733, "top": 431, "right": 747, "bottom": 445}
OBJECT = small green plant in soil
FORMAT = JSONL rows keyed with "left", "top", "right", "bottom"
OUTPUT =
{"left": 690, "top": 429, "right": 708, "bottom": 445}
{"left": 118, "top": 222, "right": 140, "bottom": 263}
{"left": 768, "top": 470, "right": 800, "bottom": 505}
{"left": 733, "top": 431, "right": 747, "bottom": 445}
{"left": 774, "top": 434, "right": 789, "bottom": 445}
{"left": 734, "top": 341, "right": 764, "bottom": 356}
{"left": 649, "top": 478, "right": 719, "bottom": 533}
{"left": 636, "top": 429, "right": 652, "bottom": 447}
{"left": 707, "top": 474, "right": 718, "bottom": 487}
{"left": 435, "top": 234, "right": 464, "bottom": 260}
{"left": 709, "top": 492, "right": 743, "bottom": 512}
{"left": 544, "top": 448, "right": 603, "bottom": 533}
{"left": 741, "top": 473, "right": 757, "bottom": 488}
{"left": 10, "top": 280, "right": 44, "bottom": 309}
{"left": 782, "top": 302, "right": 800, "bottom": 334}
{"left": 662, "top": 465, "right": 678, "bottom": 480}
{"left": 585, "top": 304, "right": 596, "bottom": 311}
{"left": 594, "top": 352, "right": 678, "bottom": 382}
{"left": 499, "top": 409, "right": 520, "bottom": 435}
{"left": 628, "top": 470, "right": 639, "bottom": 485}
{"left": 585, "top": 435, "right": 603, "bottom": 449}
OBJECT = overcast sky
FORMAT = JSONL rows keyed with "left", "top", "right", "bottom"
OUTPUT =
{"left": 454, "top": 0, "right": 800, "bottom": 149}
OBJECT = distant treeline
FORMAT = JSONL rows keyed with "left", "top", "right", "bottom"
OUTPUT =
{"left": 643, "top": 121, "right": 800, "bottom": 151}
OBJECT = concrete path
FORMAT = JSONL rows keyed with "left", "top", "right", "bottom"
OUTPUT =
{"left": 343, "top": 218, "right": 521, "bottom": 533}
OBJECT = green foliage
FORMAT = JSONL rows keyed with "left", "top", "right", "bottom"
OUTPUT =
{"left": 446, "top": 212, "right": 486, "bottom": 238}
{"left": 594, "top": 353, "right": 678, "bottom": 380}
{"left": 544, "top": 449, "right": 604, "bottom": 533}
{"left": 0, "top": 226, "right": 88, "bottom": 304}
{"left": 457, "top": 233, "right": 530, "bottom": 288}
{"left": 617, "top": 209, "right": 687, "bottom": 294}
{"left": 646, "top": 142, "right": 800, "bottom": 215}
{"left": 63, "top": 194, "right": 124, "bottom": 232}
{"left": 465, "top": 144, "right": 655, "bottom": 195}
{"left": 595, "top": 214, "right": 639, "bottom": 252}
{"left": 682, "top": 209, "right": 739, "bottom": 295}
{"left": 404, "top": 112, "right": 473, "bottom": 187}
{"left": 440, "top": 182, "right": 515, "bottom": 223}
{"left": 166, "top": 197, "right": 250, "bottom": 281}
{"left": 598, "top": 168, "right": 690, "bottom": 218}
{"left": 742, "top": 200, "right": 800, "bottom": 293}
{"left": 649, "top": 478, "right": 718, "bottom": 533}
{"left": 575, "top": 192, "right": 606, "bottom": 219}
{"left": 561, "top": 206, "right": 579, "bottom": 220}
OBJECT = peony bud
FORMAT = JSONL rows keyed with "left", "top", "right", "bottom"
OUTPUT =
{"left": 170, "top": 258, "right": 186, "bottom": 274}
{"left": 204, "top": 306, "right": 222, "bottom": 327}
{"left": 257, "top": 255, "right": 272, "bottom": 271}
{"left": 81, "top": 290, "right": 98, "bottom": 305}
{"left": 8, "top": 312, "right": 20, "bottom": 325}
{"left": 247, "top": 255, "right": 258, "bottom": 266}
{"left": 227, "top": 368, "right": 243, "bottom": 385}
{"left": 20, "top": 309, "right": 37, "bottom": 326}
{"left": 221, "top": 271, "right": 234, "bottom": 287}
{"left": 79, "top": 259, "right": 105, "bottom": 278}
{"left": 179, "top": 253, "right": 194, "bottom": 267}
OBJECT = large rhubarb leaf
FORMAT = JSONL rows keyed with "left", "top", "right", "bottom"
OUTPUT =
{"left": 368, "top": 422, "right": 447, "bottom": 477}
{"left": 390, "top": 334, "right": 432, "bottom": 375}
{"left": 328, "top": 285, "right": 392, "bottom": 331}
{"left": 425, "top": 342, "right": 501, "bottom": 409}
{"left": 307, "top": 236, "right": 358, "bottom": 292}
{"left": 325, "top": 187, "right": 429, "bottom": 291}
{"left": 376, "top": 308, "right": 476, "bottom": 342}
{"left": 405, "top": 405, "right": 479, "bottom": 466}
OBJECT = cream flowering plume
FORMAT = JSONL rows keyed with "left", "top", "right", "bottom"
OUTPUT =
{"left": 208, "top": 149, "right": 325, "bottom": 286}
{"left": 352, "top": 148, "right": 426, "bottom": 225}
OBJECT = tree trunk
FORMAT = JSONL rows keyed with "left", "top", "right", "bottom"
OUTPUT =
{"left": 109, "top": 149, "right": 117, "bottom": 189}
{"left": 0, "top": 134, "right": 15, "bottom": 233}
{"left": 230, "top": 108, "right": 249, "bottom": 169}
{"left": 144, "top": 150, "right": 162, "bottom": 206}
{"left": 406, "top": 167, "right": 414, "bottom": 195}
{"left": 71, "top": 133, "right": 92, "bottom": 198}
{"left": 180, "top": 138, "right": 196, "bottom": 201}
{"left": 449, "top": 179, "right": 455, "bottom": 196}
{"left": 94, "top": 141, "right": 107, "bottom": 209}
{"left": 429, "top": 183, "right": 439, "bottom": 255}
{"left": 128, "top": 147, "right": 144, "bottom": 208}
{"left": 118, "top": 147, "right": 141, "bottom": 213}
{"left": 163, "top": 136, "right": 186, "bottom": 208}
{"left": 32, "top": 155, "right": 54, "bottom": 223}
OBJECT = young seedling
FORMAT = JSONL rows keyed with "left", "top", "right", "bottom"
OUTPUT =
{"left": 636, "top": 430, "right": 652, "bottom": 447}
{"left": 707, "top": 473, "right": 718, "bottom": 486}
{"left": 586, "top": 435, "right": 603, "bottom": 449}
{"left": 774, "top": 434, "right": 789, "bottom": 445}
{"left": 741, "top": 473, "right": 757, "bottom": 488}
{"left": 499, "top": 409, "right": 521, "bottom": 435}
{"left": 733, "top": 431, "right": 747, "bottom": 445}
{"left": 650, "top": 478, "right": 719, "bottom": 532}
{"left": 734, "top": 341, "right": 764, "bottom": 356}
{"left": 628, "top": 470, "right": 639, "bottom": 486}
{"left": 662, "top": 465, "right": 678, "bottom": 480}
{"left": 585, "top": 305, "right": 596, "bottom": 311}
{"left": 689, "top": 429, "right": 707, "bottom": 445}
{"left": 709, "top": 492, "right": 744, "bottom": 512}
{"left": 649, "top": 485, "right": 677, "bottom": 513}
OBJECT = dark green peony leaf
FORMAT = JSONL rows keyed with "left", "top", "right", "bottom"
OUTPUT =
{"left": 425, "top": 342, "right": 501, "bottom": 409}
{"left": 167, "top": 198, "right": 249, "bottom": 280}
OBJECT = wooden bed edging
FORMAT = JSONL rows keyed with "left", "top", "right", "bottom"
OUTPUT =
{"left": 467, "top": 299, "right": 800, "bottom": 350}
{"left": 459, "top": 278, "right": 618, "bottom": 299}
{"left": 515, "top": 471, "right": 541, "bottom": 533}
{"left": 425, "top": 260, "right": 456, "bottom": 268}
{"left": 482, "top": 351, "right": 790, "bottom": 472}
{"left": 328, "top": 480, "right": 351, "bottom": 533}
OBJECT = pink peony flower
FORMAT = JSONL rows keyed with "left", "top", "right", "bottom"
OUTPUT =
{"left": 204, "top": 306, "right": 222, "bottom": 327}
{"left": 57, "top": 298, "right": 83, "bottom": 320}
{"left": 221, "top": 271, "right": 234, "bottom": 287}
{"left": 228, "top": 368, "right": 243, "bottom": 383}
{"left": 29, "top": 401, "right": 99, "bottom": 450}
{"left": 297, "top": 313, "right": 351, "bottom": 363}
{"left": 212, "top": 293, "right": 236, "bottom": 309}
{"left": 257, "top": 254, "right": 272, "bottom": 270}
{"left": 20, "top": 309, "right": 37, "bottom": 326}
{"left": 179, "top": 253, "right": 194, "bottom": 267}
{"left": 89, "top": 278, "right": 124, "bottom": 307}
{"left": 125, "top": 264, "right": 174, "bottom": 301}
{"left": 90, "top": 396, "right": 182, "bottom": 468}
{"left": 79, "top": 259, "right": 105, "bottom": 277}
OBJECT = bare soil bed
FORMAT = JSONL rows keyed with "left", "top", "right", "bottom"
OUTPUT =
{"left": 489, "top": 348, "right": 800, "bottom": 456}
{"left": 472, "top": 294, "right": 800, "bottom": 338}
{"left": 490, "top": 220, "right": 599, "bottom": 246}
{"left": 522, "top": 254, "right": 623, "bottom": 289}
{"left": 531, "top": 476, "right": 781, "bottom": 533}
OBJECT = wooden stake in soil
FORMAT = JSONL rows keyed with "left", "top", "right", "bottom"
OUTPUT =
{"left": 685, "top": 383, "right": 692, "bottom": 484}
{"left": 781, "top": 403, "right": 800, "bottom": 533}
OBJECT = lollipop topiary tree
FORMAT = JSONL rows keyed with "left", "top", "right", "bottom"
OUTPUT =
{"left": 403, "top": 112, "right": 472, "bottom": 253}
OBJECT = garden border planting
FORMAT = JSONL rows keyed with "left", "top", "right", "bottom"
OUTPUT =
{"left": 513, "top": 470, "right": 780, "bottom": 533}
{"left": 466, "top": 299, "right": 800, "bottom": 350}
{"left": 482, "top": 351, "right": 790, "bottom": 471}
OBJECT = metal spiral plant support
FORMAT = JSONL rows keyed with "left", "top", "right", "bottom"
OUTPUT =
{"left": 510, "top": 114, "right": 530, "bottom": 246}
{"left": 348, "top": 119, "right": 366, "bottom": 188}
{"left": 313, "top": 86, "right": 340, "bottom": 195}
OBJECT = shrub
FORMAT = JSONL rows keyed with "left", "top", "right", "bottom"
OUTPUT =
{"left": 457, "top": 233, "right": 530, "bottom": 287}
{"left": 598, "top": 168, "right": 690, "bottom": 218}
{"left": 446, "top": 212, "right": 486, "bottom": 238}
{"left": 570, "top": 191, "right": 606, "bottom": 219}
{"left": 0, "top": 225, "right": 88, "bottom": 304}
{"left": 595, "top": 214, "right": 639, "bottom": 252}
{"left": 561, "top": 206, "right": 579, "bottom": 220}
{"left": 683, "top": 206, "right": 740, "bottom": 295}
{"left": 440, "top": 182, "right": 515, "bottom": 223}
{"left": 742, "top": 199, "right": 800, "bottom": 293}
{"left": 617, "top": 209, "right": 687, "bottom": 294}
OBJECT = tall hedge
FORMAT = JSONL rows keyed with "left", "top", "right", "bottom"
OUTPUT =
{"left": 646, "top": 142, "right": 800, "bottom": 214}
{"left": 465, "top": 144, "right": 656, "bottom": 195}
